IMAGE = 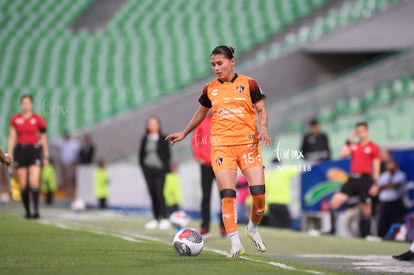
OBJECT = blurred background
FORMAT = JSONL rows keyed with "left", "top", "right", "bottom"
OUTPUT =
{"left": 1, "top": 0, "right": 414, "bottom": 238}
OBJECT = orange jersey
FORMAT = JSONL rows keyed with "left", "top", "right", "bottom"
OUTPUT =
{"left": 199, "top": 74, "right": 266, "bottom": 146}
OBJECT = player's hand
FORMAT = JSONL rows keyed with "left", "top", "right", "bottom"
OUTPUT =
{"left": 368, "top": 184, "right": 379, "bottom": 197}
{"left": 4, "top": 154, "right": 13, "bottom": 166}
{"left": 348, "top": 131, "right": 355, "bottom": 142}
{"left": 165, "top": 132, "right": 185, "bottom": 146}
{"left": 43, "top": 157, "right": 49, "bottom": 166}
{"left": 259, "top": 132, "right": 272, "bottom": 146}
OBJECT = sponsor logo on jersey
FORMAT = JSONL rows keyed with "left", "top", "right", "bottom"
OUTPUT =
{"left": 212, "top": 89, "right": 218, "bottom": 96}
{"left": 15, "top": 118, "right": 24, "bottom": 124}
{"left": 216, "top": 157, "right": 223, "bottom": 166}
{"left": 217, "top": 107, "right": 245, "bottom": 119}
{"left": 236, "top": 85, "right": 245, "bottom": 93}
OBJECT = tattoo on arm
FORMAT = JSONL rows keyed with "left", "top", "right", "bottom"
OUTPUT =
{"left": 256, "top": 103, "right": 268, "bottom": 132}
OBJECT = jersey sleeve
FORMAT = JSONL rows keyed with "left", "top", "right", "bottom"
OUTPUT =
{"left": 198, "top": 84, "right": 212, "bottom": 108}
{"left": 36, "top": 115, "right": 47, "bottom": 133}
{"left": 372, "top": 144, "right": 380, "bottom": 160}
{"left": 9, "top": 115, "right": 17, "bottom": 128}
{"left": 248, "top": 79, "right": 266, "bottom": 104}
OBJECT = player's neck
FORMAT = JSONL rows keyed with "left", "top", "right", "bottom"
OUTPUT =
{"left": 359, "top": 138, "right": 370, "bottom": 145}
{"left": 219, "top": 72, "right": 235, "bottom": 82}
{"left": 21, "top": 111, "right": 33, "bottom": 118}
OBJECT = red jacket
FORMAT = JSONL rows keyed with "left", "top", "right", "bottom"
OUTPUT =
{"left": 192, "top": 116, "right": 212, "bottom": 166}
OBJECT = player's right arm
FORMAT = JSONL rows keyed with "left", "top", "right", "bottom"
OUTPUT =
{"left": 7, "top": 125, "right": 16, "bottom": 156}
{"left": 166, "top": 106, "right": 209, "bottom": 146}
{"left": 339, "top": 131, "right": 354, "bottom": 158}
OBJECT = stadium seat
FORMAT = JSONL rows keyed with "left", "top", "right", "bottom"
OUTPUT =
{"left": 0, "top": 0, "right": 403, "bottom": 143}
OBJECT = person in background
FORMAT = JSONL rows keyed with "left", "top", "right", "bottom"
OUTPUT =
{"left": 330, "top": 122, "right": 380, "bottom": 238}
{"left": 94, "top": 158, "right": 109, "bottom": 210}
{"left": 191, "top": 112, "right": 225, "bottom": 237}
{"left": 78, "top": 134, "right": 95, "bottom": 164}
{"left": 236, "top": 174, "right": 250, "bottom": 224}
{"left": 8, "top": 95, "right": 49, "bottom": 219}
{"left": 139, "top": 116, "right": 171, "bottom": 230}
{"left": 300, "top": 119, "right": 331, "bottom": 163}
{"left": 164, "top": 163, "right": 181, "bottom": 217}
{"left": 54, "top": 132, "right": 80, "bottom": 197}
{"left": 41, "top": 157, "right": 57, "bottom": 205}
{"left": 377, "top": 159, "right": 407, "bottom": 238}
{"left": 263, "top": 158, "right": 298, "bottom": 228}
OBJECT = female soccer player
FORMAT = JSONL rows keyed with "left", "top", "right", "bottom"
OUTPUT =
{"left": 166, "top": 45, "right": 271, "bottom": 257}
{"left": 8, "top": 95, "right": 49, "bottom": 219}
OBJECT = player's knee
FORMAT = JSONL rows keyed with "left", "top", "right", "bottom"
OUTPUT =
{"left": 249, "top": 185, "right": 265, "bottom": 195}
{"left": 220, "top": 189, "right": 236, "bottom": 199}
{"left": 250, "top": 185, "right": 266, "bottom": 210}
{"left": 329, "top": 199, "right": 338, "bottom": 210}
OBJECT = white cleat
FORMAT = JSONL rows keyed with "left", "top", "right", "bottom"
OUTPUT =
{"left": 228, "top": 244, "right": 245, "bottom": 258}
{"left": 158, "top": 219, "right": 171, "bottom": 230}
{"left": 145, "top": 219, "right": 158, "bottom": 230}
{"left": 245, "top": 227, "right": 267, "bottom": 252}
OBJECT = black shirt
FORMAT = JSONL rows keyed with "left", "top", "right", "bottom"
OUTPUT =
{"left": 300, "top": 132, "right": 331, "bottom": 162}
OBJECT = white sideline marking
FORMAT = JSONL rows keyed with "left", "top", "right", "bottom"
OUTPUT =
{"left": 300, "top": 254, "right": 414, "bottom": 274}
{"left": 39, "top": 220, "right": 143, "bottom": 243}
{"left": 207, "top": 248, "right": 323, "bottom": 274}
{"left": 40, "top": 220, "right": 323, "bottom": 274}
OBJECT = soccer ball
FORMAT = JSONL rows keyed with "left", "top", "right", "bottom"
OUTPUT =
{"left": 71, "top": 198, "right": 86, "bottom": 212}
{"left": 173, "top": 228, "right": 204, "bottom": 256}
{"left": 169, "top": 210, "right": 191, "bottom": 228}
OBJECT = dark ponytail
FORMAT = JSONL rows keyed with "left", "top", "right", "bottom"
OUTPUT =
{"left": 210, "top": 45, "right": 236, "bottom": 59}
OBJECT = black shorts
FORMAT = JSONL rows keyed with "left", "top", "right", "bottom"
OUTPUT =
{"left": 340, "top": 174, "right": 373, "bottom": 204}
{"left": 13, "top": 144, "right": 42, "bottom": 168}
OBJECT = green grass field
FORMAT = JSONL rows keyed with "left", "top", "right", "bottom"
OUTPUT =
{"left": 0, "top": 205, "right": 412, "bottom": 275}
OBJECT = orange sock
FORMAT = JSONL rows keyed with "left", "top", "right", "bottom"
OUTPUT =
{"left": 221, "top": 197, "right": 238, "bottom": 234}
{"left": 250, "top": 194, "right": 265, "bottom": 224}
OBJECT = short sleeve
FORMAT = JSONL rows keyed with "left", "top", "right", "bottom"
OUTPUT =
{"left": 372, "top": 144, "right": 380, "bottom": 160}
{"left": 198, "top": 84, "right": 212, "bottom": 108}
{"left": 36, "top": 115, "right": 47, "bottom": 133}
{"left": 248, "top": 79, "right": 266, "bottom": 104}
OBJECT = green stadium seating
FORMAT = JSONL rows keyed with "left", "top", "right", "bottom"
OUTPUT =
{"left": 284, "top": 74, "right": 414, "bottom": 157}
{"left": 0, "top": 0, "right": 403, "bottom": 143}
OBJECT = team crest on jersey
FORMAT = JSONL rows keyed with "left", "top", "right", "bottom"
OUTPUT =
{"left": 364, "top": 146, "right": 371, "bottom": 154}
{"left": 236, "top": 85, "right": 245, "bottom": 93}
{"left": 15, "top": 118, "right": 24, "bottom": 124}
{"left": 216, "top": 157, "right": 223, "bottom": 166}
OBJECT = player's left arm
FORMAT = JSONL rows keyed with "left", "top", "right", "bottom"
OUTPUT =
{"left": 372, "top": 158, "right": 380, "bottom": 182}
{"left": 38, "top": 116, "right": 49, "bottom": 165}
{"left": 40, "top": 132, "right": 49, "bottom": 165}
{"left": 254, "top": 100, "right": 272, "bottom": 146}
{"left": 369, "top": 157, "right": 381, "bottom": 196}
